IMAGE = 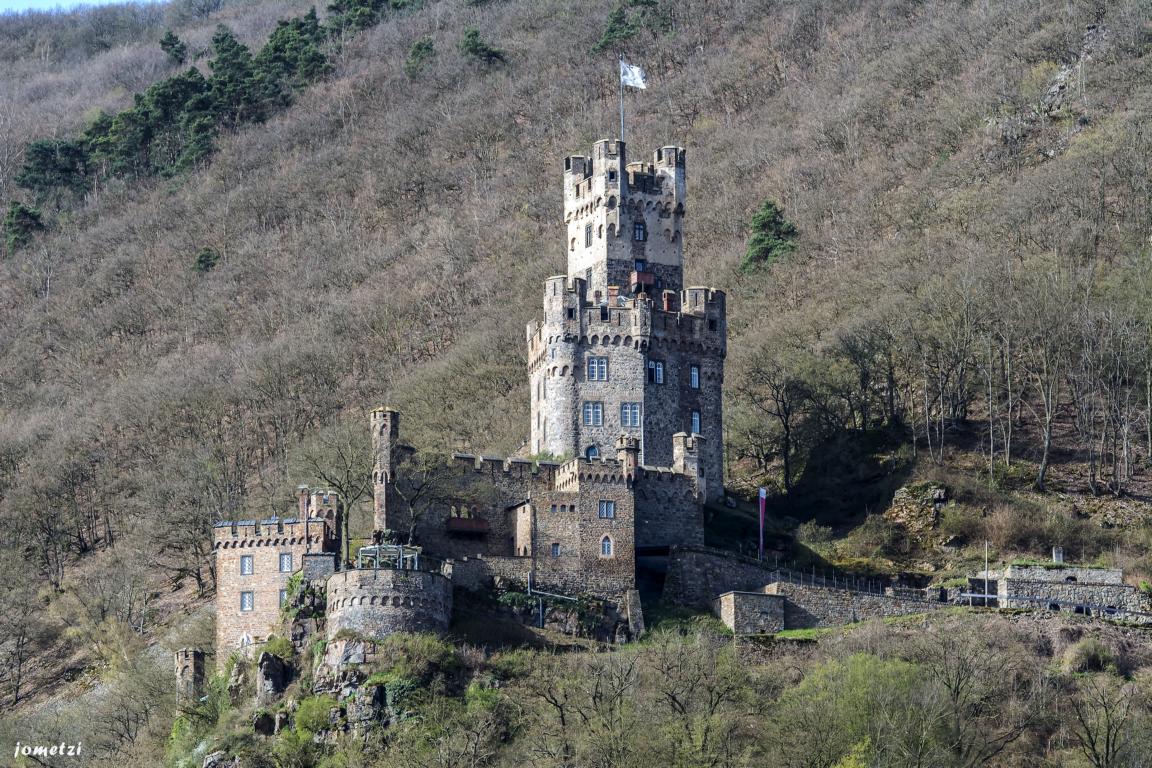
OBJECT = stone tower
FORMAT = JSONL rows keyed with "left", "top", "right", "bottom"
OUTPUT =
{"left": 371, "top": 407, "right": 402, "bottom": 534}
{"left": 174, "top": 648, "right": 205, "bottom": 702}
{"left": 527, "top": 140, "right": 726, "bottom": 500}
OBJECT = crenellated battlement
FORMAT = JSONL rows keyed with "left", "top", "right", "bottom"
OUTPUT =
{"left": 554, "top": 455, "right": 632, "bottom": 491}
{"left": 212, "top": 516, "right": 333, "bottom": 550}
{"left": 563, "top": 140, "right": 687, "bottom": 299}
{"left": 450, "top": 452, "right": 560, "bottom": 481}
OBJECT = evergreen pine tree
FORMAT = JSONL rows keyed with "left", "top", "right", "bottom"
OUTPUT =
{"left": 193, "top": 246, "right": 220, "bottom": 272}
{"left": 404, "top": 37, "right": 435, "bottom": 78}
{"left": 255, "top": 8, "right": 330, "bottom": 103}
{"left": 459, "top": 28, "right": 506, "bottom": 66}
{"left": 3, "top": 202, "right": 44, "bottom": 255}
{"left": 208, "top": 26, "right": 262, "bottom": 125}
{"left": 14, "top": 139, "right": 88, "bottom": 197}
{"left": 742, "top": 199, "right": 799, "bottom": 272}
{"left": 160, "top": 30, "right": 188, "bottom": 65}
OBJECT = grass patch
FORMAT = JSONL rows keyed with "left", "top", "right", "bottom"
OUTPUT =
{"left": 775, "top": 627, "right": 834, "bottom": 641}
{"left": 642, "top": 600, "right": 731, "bottom": 637}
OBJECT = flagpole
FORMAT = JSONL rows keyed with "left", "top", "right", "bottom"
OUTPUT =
{"left": 618, "top": 54, "right": 625, "bottom": 142}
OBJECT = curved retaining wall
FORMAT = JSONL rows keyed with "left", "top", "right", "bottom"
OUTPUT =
{"left": 325, "top": 569, "right": 452, "bottom": 642}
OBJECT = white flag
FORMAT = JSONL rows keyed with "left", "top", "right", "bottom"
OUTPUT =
{"left": 620, "top": 60, "right": 647, "bottom": 89}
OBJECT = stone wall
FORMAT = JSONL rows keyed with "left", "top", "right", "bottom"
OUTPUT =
{"left": 1003, "top": 565, "right": 1124, "bottom": 585}
{"left": 302, "top": 553, "right": 338, "bottom": 582}
{"left": 634, "top": 470, "right": 704, "bottom": 549}
{"left": 713, "top": 591, "right": 784, "bottom": 635}
{"left": 764, "top": 581, "right": 946, "bottom": 629}
{"left": 325, "top": 569, "right": 452, "bottom": 642}
{"left": 664, "top": 546, "right": 782, "bottom": 607}
{"left": 446, "top": 555, "right": 532, "bottom": 591}
{"left": 1000, "top": 578, "right": 1150, "bottom": 620}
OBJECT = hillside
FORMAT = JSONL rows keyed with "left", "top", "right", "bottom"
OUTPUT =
{"left": 3, "top": 0, "right": 1152, "bottom": 764}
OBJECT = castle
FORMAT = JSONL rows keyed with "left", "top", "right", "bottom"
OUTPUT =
{"left": 213, "top": 140, "right": 726, "bottom": 660}
{"left": 210, "top": 141, "right": 1152, "bottom": 666}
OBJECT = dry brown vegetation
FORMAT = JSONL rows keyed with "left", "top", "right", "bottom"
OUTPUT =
{"left": 2, "top": 0, "right": 1152, "bottom": 761}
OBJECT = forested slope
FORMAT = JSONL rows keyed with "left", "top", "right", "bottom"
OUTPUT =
{"left": 2, "top": 0, "right": 1152, "bottom": 760}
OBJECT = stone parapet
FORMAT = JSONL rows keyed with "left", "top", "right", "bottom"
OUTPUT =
{"left": 325, "top": 569, "right": 452, "bottom": 642}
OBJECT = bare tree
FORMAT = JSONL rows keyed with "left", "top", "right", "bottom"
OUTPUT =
{"left": 1067, "top": 675, "right": 1141, "bottom": 768}
{"left": 295, "top": 417, "right": 374, "bottom": 564}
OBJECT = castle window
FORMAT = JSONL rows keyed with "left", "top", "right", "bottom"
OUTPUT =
{"left": 635, "top": 259, "right": 647, "bottom": 272}
{"left": 240, "top": 555, "right": 254, "bottom": 575}
{"left": 240, "top": 591, "right": 254, "bottom": 612}
{"left": 586, "top": 446, "right": 600, "bottom": 459}
{"left": 598, "top": 500, "right": 616, "bottom": 519}
{"left": 550, "top": 504, "right": 557, "bottom": 514}
{"left": 647, "top": 360, "right": 664, "bottom": 384}
{"left": 279, "top": 589, "right": 288, "bottom": 607}
{"left": 690, "top": 365, "right": 700, "bottom": 389}
{"left": 691, "top": 410, "right": 701, "bottom": 434}
{"left": 279, "top": 553, "right": 293, "bottom": 573}
{"left": 601, "top": 536, "right": 614, "bottom": 557}
{"left": 582, "top": 401, "right": 603, "bottom": 426}
{"left": 620, "top": 402, "right": 641, "bottom": 428}
{"left": 608, "top": 170, "right": 617, "bottom": 182}
{"left": 567, "top": 308, "right": 576, "bottom": 320}
{"left": 551, "top": 543, "right": 561, "bottom": 557}
{"left": 587, "top": 356, "right": 608, "bottom": 381}
{"left": 585, "top": 224, "right": 593, "bottom": 247}
{"left": 633, "top": 221, "right": 647, "bottom": 241}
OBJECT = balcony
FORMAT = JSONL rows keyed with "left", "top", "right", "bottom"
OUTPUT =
{"left": 631, "top": 270, "right": 656, "bottom": 287}
{"left": 445, "top": 517, "right": 490, "bottom": 535}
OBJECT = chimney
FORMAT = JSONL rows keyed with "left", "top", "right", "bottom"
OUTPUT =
{"left": 297, "top": 485, "right": 310, "bottom": 518}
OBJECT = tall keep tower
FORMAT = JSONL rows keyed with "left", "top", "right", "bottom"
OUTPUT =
{"left": 527, "top": 140, "right": 726, "bottom": 501}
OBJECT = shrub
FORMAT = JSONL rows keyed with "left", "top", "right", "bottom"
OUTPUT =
{"left": 374, "top": 633, "right": 457, "bottom": 681}
{"left": 1062, "top": 638, "right": 1117, "bottom": 674}
{"left": 797, "top": 520, "right": 835, "bottom": 546}
{"left": 842, "top": 514, "right": 905, "bottom": 559}
{"left": 194, "top": 247, "right": 220, "bottom": 272}
{"left": 263, "top": 634, "right": 294, "bottom": 660}
{"left": 294, "top": 694, "right": 339, "bottom": 733}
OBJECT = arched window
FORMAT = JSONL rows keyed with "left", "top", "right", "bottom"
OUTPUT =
{"left": 601, "top": 536, "right": 613, "bottom": 557}
{"left": 586, "top": 445, "right": 600, "bottom": 459}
